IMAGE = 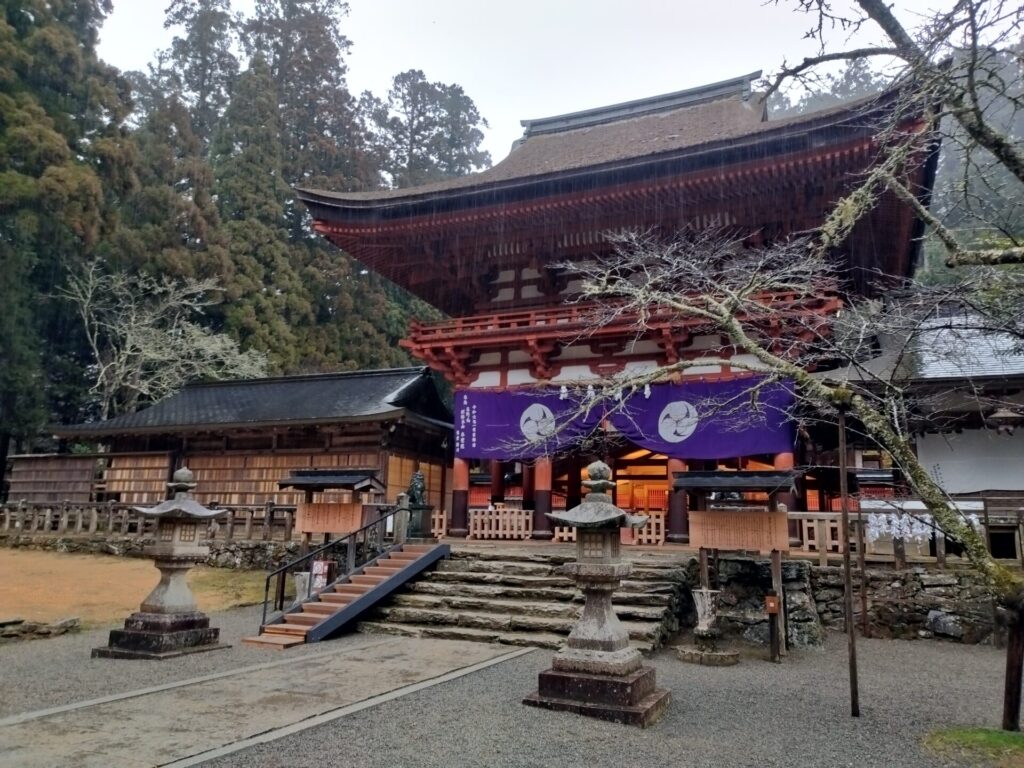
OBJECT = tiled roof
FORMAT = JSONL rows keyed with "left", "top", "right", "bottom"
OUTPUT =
{"left": 55, "top": 367, "right": 451, "bottom": 437}
{"left": 297, "top": 73, "right": 889, "bottom": 207}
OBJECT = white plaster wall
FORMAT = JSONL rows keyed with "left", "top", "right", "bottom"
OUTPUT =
{"left": 521, "top": 285, "right": 543, "bottom": 299}
{"left": 551, "top": 365, "right": 600, "bottom": 382}
{"left": 474, "top": 352, "right": 501, "bottom": 367}
{"left": 507, "top": 369, "right": 537, "bottom": 385}
{"left": 470, "top": 371, "right": 501, "bottom": 388}
{"left": 917, "top": 429, "right": 1024, "bottom": 493}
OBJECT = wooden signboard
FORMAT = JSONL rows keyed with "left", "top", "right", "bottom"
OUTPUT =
{"left": 296, "top": 502, "right": 363, "bottom": 535}
{"left": 690, "top": 507, "right": 790, "bottom": 554}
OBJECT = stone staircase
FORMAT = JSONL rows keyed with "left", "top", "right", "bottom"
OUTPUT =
{"left": 356, "top": 549, "right": 689, "bottom": 651}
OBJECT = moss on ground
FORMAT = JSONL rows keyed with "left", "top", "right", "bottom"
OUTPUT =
{"left": 925, "top": 727, "right": 1024, "bottom": 767}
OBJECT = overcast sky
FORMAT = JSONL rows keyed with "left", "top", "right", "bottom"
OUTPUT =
{"left": 98, "top": 0, "right": 939, "bottom": 163}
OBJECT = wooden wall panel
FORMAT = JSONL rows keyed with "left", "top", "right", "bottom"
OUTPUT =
{"left": 387, "top": 454, "right": 443, "bottom": 510}
{"left": 7, "top": 455, "right": 97, "bottom": 504}
{"left": 187, "top": 451, "right": 382, "bottom": 506}
{"left": 105, "top": 453, "right": 173, "bottom": 504}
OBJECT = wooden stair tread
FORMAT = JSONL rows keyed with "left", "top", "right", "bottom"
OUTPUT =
{"left": 263, "top": 623, "right": 310, "bottom": 635}
{"left": 242, "top": 634, "right": 305, "bottom": 649}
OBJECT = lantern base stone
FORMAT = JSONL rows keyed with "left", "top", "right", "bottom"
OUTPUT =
{"left": 92, "top": 610, "right": 229, "bottom": 660}
{"left": 523, "top": 667, "right": 670, "bottom": 728}
{"left": 551, "top": 646, "right": 643, "bottom": 676}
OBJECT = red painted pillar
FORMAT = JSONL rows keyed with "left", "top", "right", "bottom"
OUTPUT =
{"left": 522, "top": 463, "right": 535, "bottom": 510}
{"left": 450, "top": 457, "right": 469, "bottom": 538}
{"left": 532, "top": 457, "right": 554, "bottom": 540}
{"left": 666, "top": 458, "right": 689, "bottom": 544}
{"left": 490, "top": 459, "right": 505, "bottom": 503}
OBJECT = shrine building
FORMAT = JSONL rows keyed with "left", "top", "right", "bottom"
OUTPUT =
{"left": 16, "top": 368, "right": 450, "bottom": 511}
{"left": 296, "top": 72, "right": 937, "bottom": 545}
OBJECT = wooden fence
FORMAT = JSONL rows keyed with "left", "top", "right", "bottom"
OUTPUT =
{"left": 0, "top": 501, "right": 301, "bottom": 543}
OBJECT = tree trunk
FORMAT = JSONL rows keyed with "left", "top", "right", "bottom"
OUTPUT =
{"left": 1005, "top": 610, "right": 1024, "bottom": 731}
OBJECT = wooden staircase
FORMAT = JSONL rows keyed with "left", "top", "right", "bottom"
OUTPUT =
{"left": 243, "top": 543, "right": 449, "bottom": 650}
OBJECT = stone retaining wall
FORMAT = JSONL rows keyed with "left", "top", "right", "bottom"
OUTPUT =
{"left": 810, "top": 565, "right": 995, "bottom": 643}
{"left": 0, "top": 533, "right": 299, "bottom": 571}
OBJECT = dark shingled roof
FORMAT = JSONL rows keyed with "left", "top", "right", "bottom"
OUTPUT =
{"left": 55, "top": 367, "right": 451, "bottom": 437}
{"left": 296, "top": 71, "right": 891, "bottom": 209}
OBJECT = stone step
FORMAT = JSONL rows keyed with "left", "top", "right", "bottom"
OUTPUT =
{"left": 438, "top": 557, "right": 687, "bottom": 583}
{"left": 370, "top": 606, "right": 663, "bottom": 643}
{"left": 422, "top": 570, "right": 680, "bottom": 595}
{"left": 407, "top": 580, "right": 673, "bottom": 607}
{"left": 389, "top": 592, "right": 667, "bottom": 622}
{"left": 356, "top": 621, "right": 567, "bottom": 650}
{"left": 356, "top": 621, "right": 651, "bottom": 652}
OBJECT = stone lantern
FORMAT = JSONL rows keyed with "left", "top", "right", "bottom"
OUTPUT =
{"left": 93, "top": 467, "right": 228, "bottom": 659}
{"left": 523, "top": 461, "right": 671, "bottom": 727}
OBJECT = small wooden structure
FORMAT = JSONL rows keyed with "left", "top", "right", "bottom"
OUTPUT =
{"left": 280, "top": 469, "right": 386, "bottom": 537}
{"left": 676, "top": 471, "right": 797, "bottom": 554}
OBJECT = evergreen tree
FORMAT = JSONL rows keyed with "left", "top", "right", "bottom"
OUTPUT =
{"left": 163, "top": 0, "right": 239, "bottom": 146}
{"left": 211, "top": 56, "right": 312, "bottom": 369}
{"left": 111, "top": 92, "right": 230, "bottom": 282}
{"left": 362, "top": 69, "right": 490, "bottom": 188}
{"left": 0, "top": 0, "right": 136, "bottom": 450}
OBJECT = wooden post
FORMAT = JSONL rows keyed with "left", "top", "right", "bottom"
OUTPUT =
{"left": 771, "top": 549, "right": 787, "bottom": 656}
{"left": 490, "top": 460, "right": 504, "bottom": 503}
{"left": 893, "top": 537, "right": 907, "bottom": 571}
{"left": 768, "top": 590, "right": 782, "bottom": 663}
{"left": 856, "top": 510, "right": 868, "bottom": 637}
{"left": 450, "top": 457, "right": 470, "bottom": 538}
{"left": 698, "top": 547, "right": 710, "bottom": 590}
{"left": 1004, "top": 612, "right": 1024, "bottom": 731}
{"left": 283, "top": 510, "right": 293, "bottom": 542}
{"left": 838, "top": 410, "right": 861, "bottom": 717}
{"left": 262, "top": 501, "right": 273, "bottom": 541}
{"left": 531, "top": 457, "right": 553, "bottom": 540}
{"left": 666, "top": 458, "right": 689, "bottom": 544}
{"left": 816, "top": 517, "right": 829, "bottom": 566}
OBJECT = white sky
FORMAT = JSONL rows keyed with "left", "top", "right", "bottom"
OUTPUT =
{"left": 98, "top": 0, "right": 940, "bottom": 164}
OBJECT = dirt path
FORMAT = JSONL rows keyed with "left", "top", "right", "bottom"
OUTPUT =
{"left": 0, "top": 549, "right": 265, "bottom": 627}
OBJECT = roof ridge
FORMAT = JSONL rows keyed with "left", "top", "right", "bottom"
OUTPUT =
{"left": 519, "top": 70, "right": 763, "bottom": 136}
{"left": 182, "top": 366, "right": 427, "bottom": 389}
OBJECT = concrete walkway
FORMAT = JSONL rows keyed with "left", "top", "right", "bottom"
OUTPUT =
{"left": 0, "top": 636, "right": 523, "bottom": 768}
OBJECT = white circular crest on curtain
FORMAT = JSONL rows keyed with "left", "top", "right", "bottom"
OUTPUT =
{"left": 658, "top": 401, "right": 699, "bottom": 443}
{"left": 520, "top": 403, "right": 556, "bottom": 442}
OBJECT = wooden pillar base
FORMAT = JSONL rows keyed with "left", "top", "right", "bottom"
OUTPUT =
{"left": 449, "top": 490, "right": 469, "bottom": 538}
{"left": 532, "top": 490, "right": 553, "bottom": 540}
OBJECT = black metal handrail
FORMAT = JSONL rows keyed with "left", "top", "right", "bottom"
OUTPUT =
{"left": 260, "top": 504, "right": 402, "bottom": 628}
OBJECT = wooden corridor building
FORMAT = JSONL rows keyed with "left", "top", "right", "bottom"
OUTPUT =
{"left": 10, "top": 368, "right": 452, "bottom": 511}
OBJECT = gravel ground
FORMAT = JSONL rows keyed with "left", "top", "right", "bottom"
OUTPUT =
{"left": 0, "top": 605, "right": 372, "bottom": 718}
{"left": 204, "top": 633, "right": 1004, "bottom": 768}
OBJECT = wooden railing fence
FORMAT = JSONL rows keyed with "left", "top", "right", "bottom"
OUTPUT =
{"left": 0, "top": 501, "right": 300, "bottom": 543}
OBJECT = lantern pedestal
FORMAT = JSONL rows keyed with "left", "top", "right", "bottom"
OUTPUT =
{"left": 92, "top": 467, "right": 229, "bottom": 660}
{"left": 93, "top": 611, "right": 226, "bottom": 660}
{"left": 523, "top": 461, "right": 670, "bottom": 727}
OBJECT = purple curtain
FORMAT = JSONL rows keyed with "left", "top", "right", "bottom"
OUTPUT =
{"left": 454, "top": 379, "right": 795, "bottom": 460}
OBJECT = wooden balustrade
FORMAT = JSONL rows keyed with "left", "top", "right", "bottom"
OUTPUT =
{"left": 467, "top": 507, "right": 533, "bottom": 540}
{"left": 0, "top": 501, "right": 300, "bottom": 543}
